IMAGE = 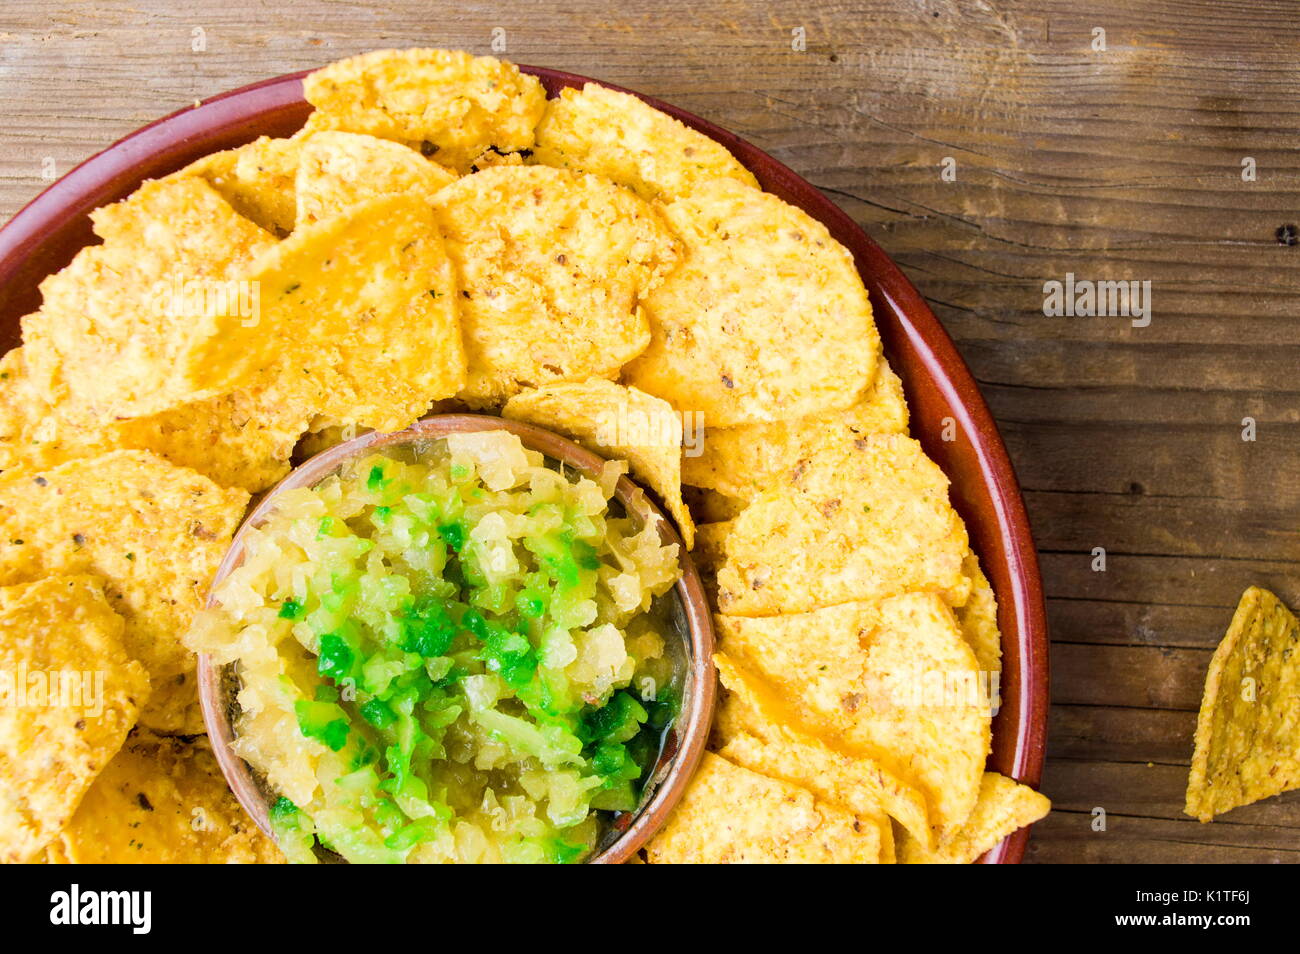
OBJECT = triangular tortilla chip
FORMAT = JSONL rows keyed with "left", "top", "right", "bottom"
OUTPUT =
{"left": 503, "top": 379, "right": 695, "bottom": 548}
{"left": 957, "top": 549, "right": 1002, "bottom": 675}
{"left": 182, "top": 192, "right": 467, "bottom": 434}
{"left": 171, "top": 135, "right": 302, "bottom": 236}
{"left": 644, "top": 752, "right": 880, "bottom": 864}
{"left": 0, "top": 575, "right": 149, "bottom": 863}
{"left": 1186, "top": 586, "right": 1300, "bottom": 821}
{"left": 716, "top": 593, "right": 991, "bottom": 841}
{"left": 713, "top": 651, "right": 931, "bottom": 848}
{"left": 703, "top": 432, "right": 970, "bottom": 616}
{"left": 899, "top": 772, "right": 1049, "bottom": 864}
{"left": 47, "top": 732, "right": 282, "bottom": 863}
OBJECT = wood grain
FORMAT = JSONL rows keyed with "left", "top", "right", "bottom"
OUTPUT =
{"left": 2, "top": 0, "right": 1298, "bottom": 863}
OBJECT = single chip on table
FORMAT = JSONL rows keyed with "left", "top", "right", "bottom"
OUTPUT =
{"left": 134, "top": 667, "right": 205, "bottom": 736}
{"left": 43, "top": 733, "right": 282, "bottom": 863}
{"left": 170, "top": 135, "right": 302, "bottom": 236}
{"left": 294, "top": 130, "right": 457, "bottom": 227}
{"left": 712, "top": 650, "right": 930, "bottom": 849}
{"left": 302, "top": 48, "right": 547, "bottom": 173}
{"left": 1185, "top": 586, "right": 1300, "bottom": 821}
{"left": 530, "top": 82, "right": 759, "bottom": 202}
{"left": 0, "top": 575, "right": 149, "bottom": 863}
{"left": 644, "top": 752, "right": 881, "bottom": 864}
{"left": 0, "top": 450, "right": 249, "bottom": 681}
{"left": 182, "top": 192, "right": 467, "bottom": 435}
{"left": 681, "top": 359, "right": 908, "bottom": 504}
{"left": 0, "top": 347, "right": 310, "bottom": 494}
{"left": 715, "top": 592, "right": 991, "bottom": 842}
{"left": 432, "top": 165, "right": 679, "bottom": 407}
{"left": 622, "top": 177, "right": 880, "bottom": 428}
{"left": 957, "top": 549, "right": 1002, "bottom": 675}
{"left": 702, "top": 432, "right": 970, "bottom": 616}
{"left": 503, "top": 379, "right": 695, "bottom": 548}
{"left": 899, "top": 773, "right": 1050, "bottom": 864}
{"left": 20, "top": 177, "right": 277, "bottom": 425}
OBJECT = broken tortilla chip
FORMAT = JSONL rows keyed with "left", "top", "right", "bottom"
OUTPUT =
{"left": 48, "top": 732, "right": 282, "bottom": 863}
{"left": 681, "top": 359, "right": 908, "bottom": 503}
{"left": 704, "top": 432, "right": 970, "bottom": 616}
{"left": 303, "top": 48, "right": 547, "bottom": 173}
{"left": 900, "top": 772, "right": 1049, "bottom": 864}
{"left": 1185, "top": 586, "right": 1300, "bottom": 821}
{"left": 0, "top": 347, "right": 310, "bottom": 493}
{"left": 503, "top": 379, "right": 695, "bottom": 548}
{"left": 530, "top": 82, "right": 759, "bottom": 202}
{"left": 295, "top": 130, "right": 457, "bottom": 227}
{"left": 182, "top": 192, "right": 467, "bottom": 434}
{"left": 432, "top": 165, "right": 679, "bottom": 407}
{"left": 171, "top": 135, "right": 301, "bottom": 236}
{"left": 713, "top": 651, "right": 931, "bottom": 848}
{"left": 20, "top": 177, "right": 277, "bottom": 424}
{"left": 623, "top": 177, "right": 880, "bottom": 427}
{"left": 716, "top": 592, "right": 991, "bottom": 840}
{"left": 0, "top": 450, "right": 249, "bottom": 680}
{"left": 644, "top": 752, "right": 880, "bottom": 864}
{"left": 0, "top": 575, "right": 149, "bottom": 863}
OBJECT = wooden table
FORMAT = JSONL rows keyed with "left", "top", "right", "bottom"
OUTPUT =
{"left": 3, "top": 0, "right": 1297, "bottom": 863}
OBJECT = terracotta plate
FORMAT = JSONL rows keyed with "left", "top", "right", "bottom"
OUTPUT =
{"left": 0, "top": 66, "right": 1049, "bottom": 863}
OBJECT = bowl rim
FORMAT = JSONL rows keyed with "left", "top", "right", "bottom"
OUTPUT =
{"left": 196, "top": 413, "right": 716, "bottom": 865}
{"left": 0, "top": 64, "right": 1049, "bottom": 864}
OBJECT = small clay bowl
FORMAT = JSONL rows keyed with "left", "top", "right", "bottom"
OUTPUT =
{"left": 197, "top": 413, "right": 716, "bottom": 864}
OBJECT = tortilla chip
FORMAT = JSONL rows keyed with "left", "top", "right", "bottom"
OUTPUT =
{"left": 681, "top": 359, "right": 908, "bottom": 502}
{"left": 182, "top": 192, "right": 467, "bottom": 434}
{"left": 0, "top": 347, "right": 310, "bottom": 493}
{"left": 0, "top": 450, "right": 249, "bottom": 679}
{"left": 136, "top": 666, "right": 205, "bottom": 736}
{"left": 958, "top": 550, "right": 1002, "bottom": 675}
{"left": 0, "top": 575, "right": 149, "bottom": 863}
{"left": 48, "top": 732, "right": 282, "bottom": 863}
{"left": 503, "top": 379, "right": 695, "bottom": 548}
{"left": 295, "top": 130, "right": 457, "bottom": 227}
{"left": 716, "top": 592, "right": 991, "bottom": 840}
{"left": 172, "top": 135, "right": 301, "bottom": 235}
{"left": 432, "top": 166, "right": 679, "bottom": 407}
{"left": 713, "top": 651, "right": 931, "bottom": 847}
{"left": 644, "top": 752, "right": 880, "bottom": 864}
{"left": 703, "top": 432, "right": 970, "bottom": 616}
{"left": 622, "top": 177, "right": 880, "bottom": 427}
{"left": 530, "top": 82, "right": 759, "bottom": 202}
{"left": 20, "top": 178, "right": 277, "bottom": 424}
{"left": 303, "top": 48, "right": 547, "bottom": 173}
{"left": 1185, "top": 586, "right": 1300, "bottom": 821}
{"left": 900, "top": 773, "right": 1049, "bottom": 864}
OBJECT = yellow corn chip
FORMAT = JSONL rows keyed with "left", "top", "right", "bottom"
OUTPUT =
{"left": 1185, "top": 586, "right": 1300, "bottom": 821}
{"left": 958, "top": 550, "right": 1002, "bottom": 675}
{"left": 645, "top": 752, "right": 881, "bottom": 864}
{"left": 172, "top": 135, "right": 301, "bottom": 235}
{"left": 503, "top": 379, "right": 695, "bottom": 548}
{"left": 713, "top": 651, "right": 931, "bottom": 848}
{"left": 530, "top": 82, "right": 759, "bottom": 201}
{"left": 20, "top": 177, "right": 277, "bottom": 424}
{"left": 182, "top": 192, "right": 467, "bottom": 434}
{"left": 623, "top": 177, "right": 880, "bottom": 427}
{"left": 704, "top": 432, "right": 970, "bottom": 616}
{"left": 681, "top": 359, "right": 908, "bottom": 502}
{"left": 0, "top": 347, "right": 310, "bottom": 493}
{"left": 716, "top": 592, "right": 991, "bottom": 840}
{"left": 900, "top": 772, "right": 1049, "bottom": 864}
{"left": 49, "top": 733, "right": 282, "bottom": 863}
{"left": 0, "top": 450, "right": 249, "bottom": 679}
{"left": 295, "top": 130, "right": 457, "bottom": 227}
{"left": 136, "top": 666, "right": 205, "bottom": 736}
{"left": 0, "top": 575, "right": 149, "bottom": 863}
{"left": 303, "top": 48, "right": 547, "bottom": 173}
{"left": 432, "top": 166, "right": 679, "bottom": 407}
